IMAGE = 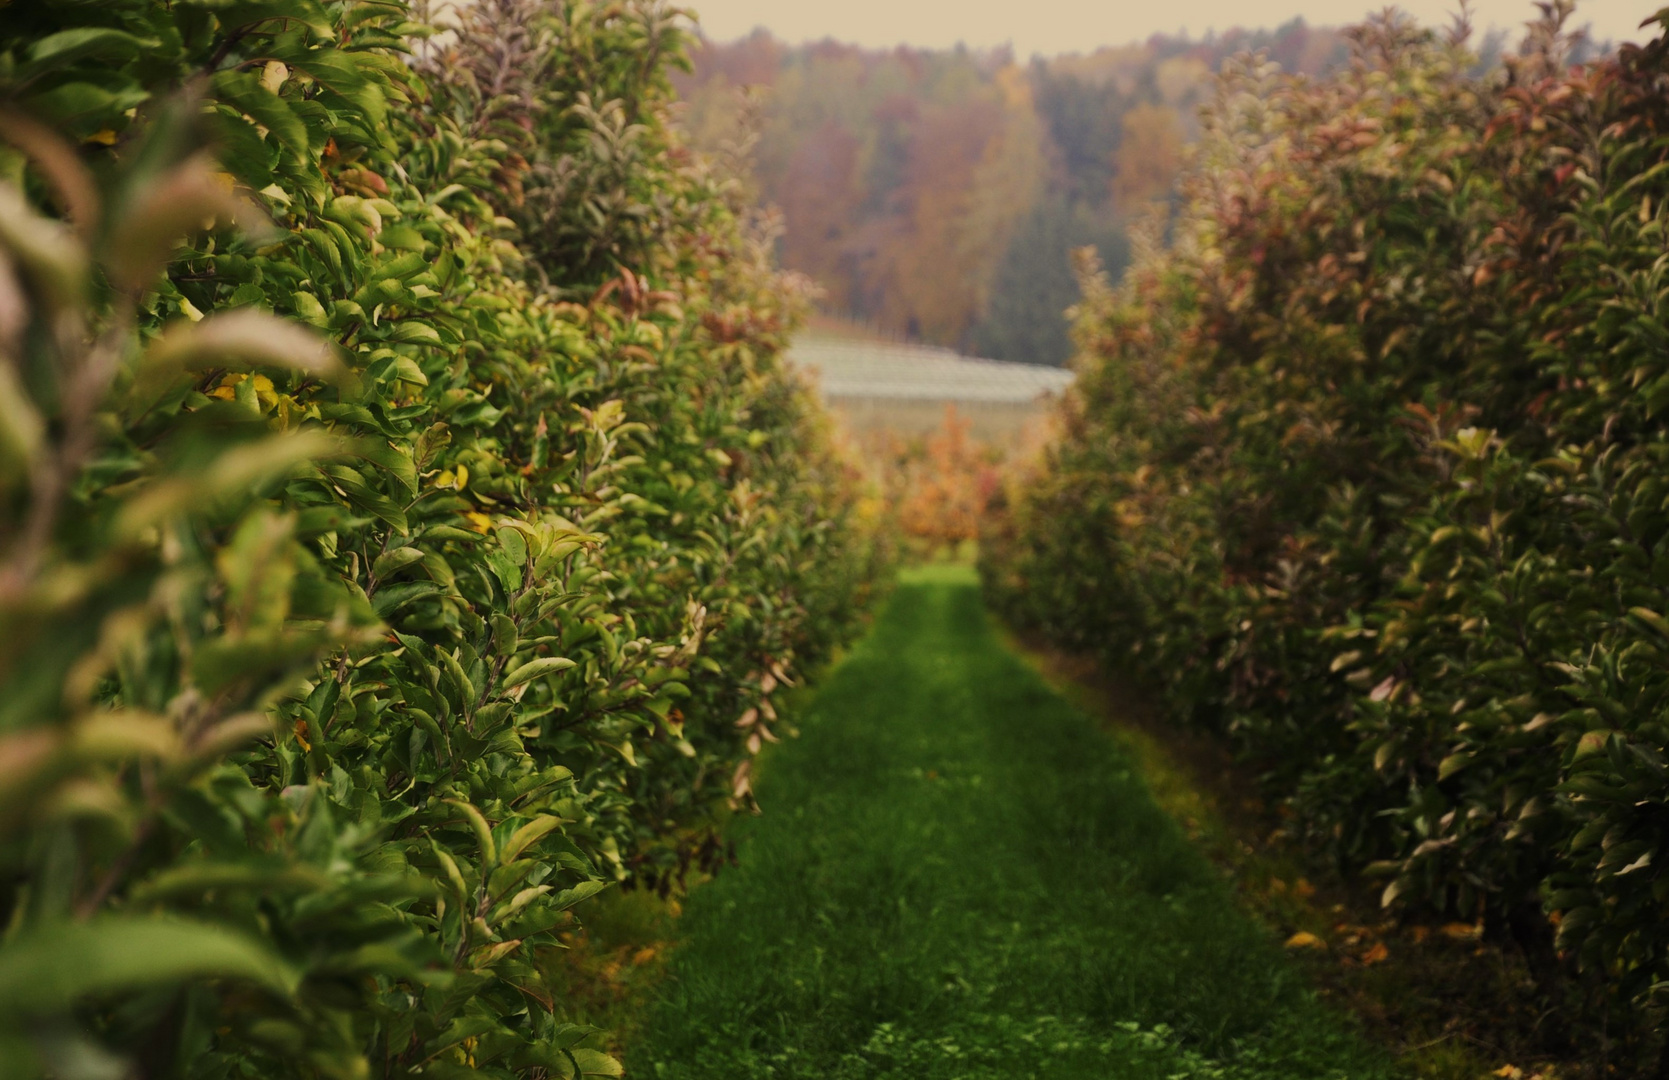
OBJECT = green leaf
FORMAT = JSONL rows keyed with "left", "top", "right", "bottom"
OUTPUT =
{"left": 352, "top": 438, "right": 419, "bottom": 496}
{"left": 499, "top": 815, "right": 564, "bottom": 865}
{"left": 1437, "top": 752, "right": 1474, "bottom": 781}
{"left": 282, "top": 49, "right": 372, "bottom": 96}
{"left": 373, "top": 546, "right": 427, "bottom": 579}
{"left": 548, "top": 880, "right": 611, "bottom": 913}
{"left": 180, "top": 0, "right": 335, "bottom": 38}
{"left": 445, "top": 799, "right": 497, "bottom": 866}
{"left": 130, "top": 863, "right": 330, "bottom": 902}
{"left": 1629, "top": 606, "right": 1669, "bottom": 640}
{"left": 438, "top": 647, "right": 476, "bottom": 710}
{"left": 372, "top": 580, "right": 444, "bottom": 617}
{"left": 566, "top": 1048, "right": 623, "bottom": 1078}
{"left": 495, "top": 526, "right": 528, "bottom": 566}
{"left": 23, "top": 28, "right": 157, "bottom": 77}
{"left": 209, "top": 109, "right": 281, "bottom": 188}
{"left": 0, "top": 918, "right": 297, "bottom": 1016}
{"left": 26, "top": 80, "right": 147, "bottom": 130}
{"left": 0, "top": 362, "right": 45, "bottom": 487}
{"left": 499, "top": 656, "right": 576, "bottom": 691}
{"left": 387, "top": 354, "right": 429, "bottom": 385}
{"left": 211, "top": 70, "right": 310, "bottom": 164}
{"left": 429, "top": 839, "right": 470, "bottom": 902}
{"left": 389, "top": 321, "right": 443, "bottom": 346}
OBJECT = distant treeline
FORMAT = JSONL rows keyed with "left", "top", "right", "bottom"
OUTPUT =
{"left": 677, "top": 21, "right": 1347, "bottom": 364}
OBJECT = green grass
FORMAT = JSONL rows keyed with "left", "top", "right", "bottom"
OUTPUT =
{"left": 633, "top": 566, "right": 1391, "bottom": 1079}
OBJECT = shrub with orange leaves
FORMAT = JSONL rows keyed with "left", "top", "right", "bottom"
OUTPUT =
{"left": 884, "top": 407, "right": 1005, "bottom": 557}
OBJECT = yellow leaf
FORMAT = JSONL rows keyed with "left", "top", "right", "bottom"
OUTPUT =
{"left": 260, "top": 60, "right": 289, "bottom": 94}
{"left": 1285, "top": 931, "right": 1327, "bottom": 950}
{"left": 1361, "top": 941, "right": 1389, "bottom": 965}
{"left": 1629, "top": 606, "right": 1669, "bottom": 639}
{"left": 1574, "top": 729, "right": 1614, "bottom": 759}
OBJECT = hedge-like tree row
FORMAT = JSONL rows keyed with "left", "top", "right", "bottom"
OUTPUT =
{"left": 0, "top": 1, "right": 886, "bottom": 1076}
{"left": 983, "top": 7, "right": 1669, "bottom": 1068}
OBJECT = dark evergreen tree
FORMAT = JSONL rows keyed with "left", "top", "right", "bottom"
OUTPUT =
{"left": 969, "top": 200, "right": 1129, "bottom": 366}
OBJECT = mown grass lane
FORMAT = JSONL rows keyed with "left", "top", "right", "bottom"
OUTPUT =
{"left": 635, "top": 566, "right": 1389, "bottom": 1079}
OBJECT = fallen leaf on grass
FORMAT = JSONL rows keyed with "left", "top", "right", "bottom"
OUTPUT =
{"left": 1361, "top": 942, "right": 1389, "bottom": 965}
{"left": 1285, "top": 931, "right": 1327, "bottom": 950}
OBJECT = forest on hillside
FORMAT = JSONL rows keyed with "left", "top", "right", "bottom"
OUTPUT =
{"left": 675, "top": 21, "right": 1351, "bottom": 365}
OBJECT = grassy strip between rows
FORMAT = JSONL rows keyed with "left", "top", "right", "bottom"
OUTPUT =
{"left": 624, "top": 565, "right": 1390, "bottom": 1079}
{"left": 1002, "top": 634, "right": 1570, "bottom": 1080}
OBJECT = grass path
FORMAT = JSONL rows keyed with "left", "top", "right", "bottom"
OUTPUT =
{"left": 634, "top": 567, "right": 1390, "bottom": 1079}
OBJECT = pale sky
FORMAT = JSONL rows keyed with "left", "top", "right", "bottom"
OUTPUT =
{"left": 686, "top": 0, "right": 1653, "bottom": 55}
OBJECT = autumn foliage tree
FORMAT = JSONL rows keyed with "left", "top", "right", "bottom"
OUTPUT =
{"left": 885, "top": 408, "right": 1003, "bottom": 556}
{"left": 677, "top": 23, "right": 1346, "bottom": 365}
